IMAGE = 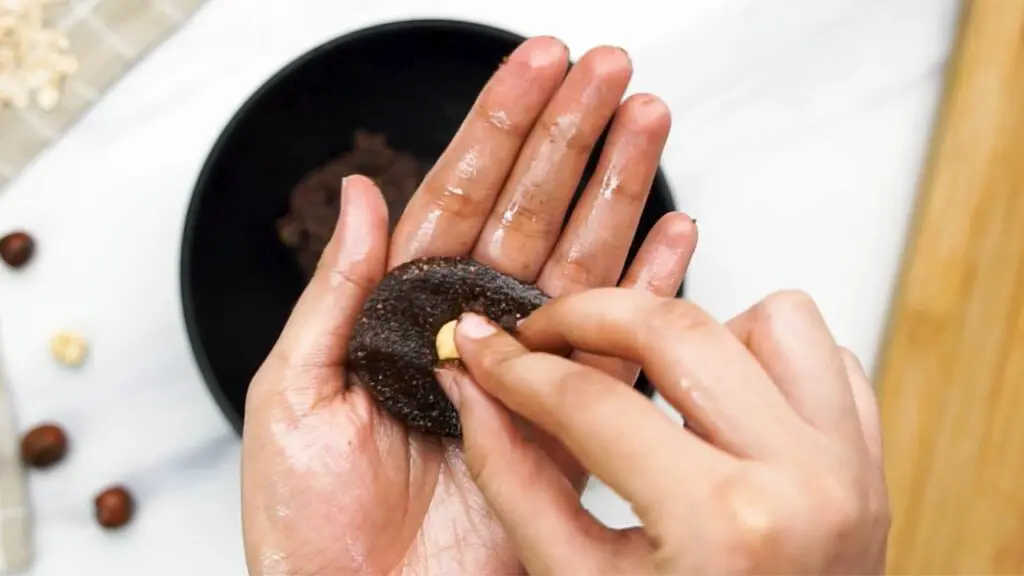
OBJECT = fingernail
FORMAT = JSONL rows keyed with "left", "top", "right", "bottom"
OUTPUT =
{"left": 337, "top": 176, "right": 353, "bottom": 229}
{"left": 435, "top": 368, "right": 462, "bottom": 409}
{"left": 457, "top": 313, "right": 497, "bottom": 340}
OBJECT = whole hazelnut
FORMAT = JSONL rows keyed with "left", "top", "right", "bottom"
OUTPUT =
{"left": 20, "top": 423, "right": 68, "bottom": 469}
{"left": 94, "top": 485, "right": 134, "bottom": 529}
{"left": 0, "top": 231, "right": 34, "bottom": 269}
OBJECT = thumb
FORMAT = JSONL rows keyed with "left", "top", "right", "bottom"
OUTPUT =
{"left": 435, "top": 349, "right": 635, "bottom": 575}
{"left": 272, "top": 175, "right": 389, "bottom": 369}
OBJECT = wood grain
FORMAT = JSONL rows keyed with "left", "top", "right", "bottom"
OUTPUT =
{"left": 876, "top": 1, "right": 1024, "bottom": 574}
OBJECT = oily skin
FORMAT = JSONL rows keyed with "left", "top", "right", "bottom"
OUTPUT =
{"left": 241, "top": 36, "right": 697, "bottom": 576}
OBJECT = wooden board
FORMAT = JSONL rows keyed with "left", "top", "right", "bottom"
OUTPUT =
{"left": 876, "top": 1, "right": 1024, "bottom": 574}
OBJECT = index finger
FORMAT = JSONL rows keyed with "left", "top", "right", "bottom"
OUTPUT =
{"left": 515, "top": 288, "right": 811, "bottom": 460}
{"left": 453, "top": 313, "right": 735, "bottom": 521}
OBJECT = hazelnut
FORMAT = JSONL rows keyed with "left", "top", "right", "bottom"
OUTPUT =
{"left": 435, "top": 320, "right": 459, "bottom": 361}
{"left": 50, "top": 331, "right": 88, "bottom": 366}
{"left": 0, "top": 231, "right": 34, "bottom": 269}
{"left": 20, "top": 423, "right": 68, "bottom": 469}
{"left": 94, "top": 485, "right": 134, "bottom": 529}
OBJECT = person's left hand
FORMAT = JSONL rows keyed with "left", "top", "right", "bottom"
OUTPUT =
{"left": 240, "top": 37, "right": 698, "bottom": 575}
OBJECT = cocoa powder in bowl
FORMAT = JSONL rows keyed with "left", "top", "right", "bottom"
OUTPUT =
{"left": 276, "top": 130, "right": 425, "bottom": 279}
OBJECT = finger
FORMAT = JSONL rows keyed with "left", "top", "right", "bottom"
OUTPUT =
{"left": 454, "top": 313, "right": 735, "bottom": 520}
{"left": 435, "top": 368, "right": 643, "bottom": 574}
{"left": 271, "top": 175, "right": 389, "bottom": 379}
{"left": 839, "top": 347, "right": 883, "bottom": 466}
{"left": 571, "top": 212, "right": 697, "bottom": 385}
{"left": 473, "top": 46, "right": 633, "bottom": 280}
{"left": 725, "top": 291, "right": 864, "bottom": 447}
{"left": 528, "top": 213, "right": 698, "bottom": 487}
{"left": 618, "top": 213, "right": 698, "bottom": 295}
{"left": 515, "top": 289, "right": 809, "bottom": 459}
{"left": 537, "top": 94, "right": 672, "bottom": 295}
{"left": 389, "top": 37, "right": 570, "bottom": 265}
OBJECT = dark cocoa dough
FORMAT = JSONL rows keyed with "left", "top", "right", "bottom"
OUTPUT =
{"left": 348, "top": 257, "right": 549, "bottom": 438}
{"left": 277, "top": 130, "right": 425, "bottom": 279}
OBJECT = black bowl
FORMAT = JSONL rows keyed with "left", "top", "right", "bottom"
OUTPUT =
{"left": 181, "top": 19, "right": 681, "bottom": 435}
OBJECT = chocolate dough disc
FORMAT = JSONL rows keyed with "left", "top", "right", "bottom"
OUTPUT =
{"left": 348, "top": 257, "right": 549, "bottom": 438}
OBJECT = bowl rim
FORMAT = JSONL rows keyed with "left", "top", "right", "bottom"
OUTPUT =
{"left": 181, "top": 18, "right": 533, "bottom": 434}
{"left": 180, "top": 18, "right": 681, "bottom": 436}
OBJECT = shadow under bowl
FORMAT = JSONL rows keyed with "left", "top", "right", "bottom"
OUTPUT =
{"left": 181, "top": 19, "right": 681, "bottom": 435}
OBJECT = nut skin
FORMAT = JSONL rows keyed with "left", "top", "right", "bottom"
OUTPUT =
{"left": 0, "top": 231, "right": 34, "bottom": 269}
{"left": 94, "top": 485, "right": 134, "bottom": 529}
{"left": 20, "top": 423, "right": 68, "bottom": 469}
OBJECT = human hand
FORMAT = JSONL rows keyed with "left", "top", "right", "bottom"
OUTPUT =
{"left": 241, "top": 36, "right": 698, "bottom": 575}
{"left": 443, "top": 289, "right": 890, "bottom": 575}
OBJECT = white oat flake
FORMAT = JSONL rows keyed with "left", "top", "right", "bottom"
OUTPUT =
{"left": 0, "top": 0, "right": 78, "bottom": 112}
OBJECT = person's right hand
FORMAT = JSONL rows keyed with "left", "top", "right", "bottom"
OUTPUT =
{"left": 442, "top": 289, "right": 891, "bottom": 575}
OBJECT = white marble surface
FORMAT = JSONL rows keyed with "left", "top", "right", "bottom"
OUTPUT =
{"left": 0, "top": 0, "right": 960, "bottom": 573}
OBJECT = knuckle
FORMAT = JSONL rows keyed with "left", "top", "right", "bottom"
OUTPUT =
{"left": 647, "top": 297, "right": 715, "bottom": 340}
{"left": 562, "top": 125, "right": 597, "bottom": 156}
{"left": 744, "top": 290, "right": 823, "bottom": 348}
{"left": 592, "top": 164, "right": 649, "bottom": 210}
{"left": 539, "top": 112, "right": 598, "bottom": 158}
{"left": 838, "top": 346, "right": 857, "bottom": 363}
{"left": 469, "top": 100, "right": 532, "bottom": 140}
{"left": 762, "top": 289, "right": 819, "bottom": 316}
{"left": 550, "top": 257, "right": 602, "bottom": 293}
{"left": 433, "top": 184, "right": 492, "bottom": 220}
{"left": 465, "top": 442, "right": 495, "bottom": 487}
{"left": 713, "top": 470, "right": 786, "bottom": 571}
{"left": 500, "top": 193, "right": 561, "bottom": 240}
{"left": 544, "top": 365, "right": 594, "bottom": 413}
{"left": 838, "top": 346, "right": 867, "bottom": 375}
{"left": 812, "top": 475, "right": 864, "bottom": 543}
{"left": 332, "top": 266, "right": 377, "bottom": 293}
{"left": 476, "top": 342, "right": 516, "bottom": 375}
{"left": 317, "top": 256, "right": 379, "bottom": 294}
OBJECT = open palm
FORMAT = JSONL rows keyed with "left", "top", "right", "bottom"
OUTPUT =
{"left": 241, "top": 37, "right": 697, "bottom": 575}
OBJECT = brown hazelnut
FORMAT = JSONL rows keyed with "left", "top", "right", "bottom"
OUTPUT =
{"left": 94, "top": 485, "right": 134, "bottom": 529}
{"left": 20, "top": 423, "right": 68, "bottom": 469}
{"left": 0, "top": 231, "right": 34, "bottom": 269}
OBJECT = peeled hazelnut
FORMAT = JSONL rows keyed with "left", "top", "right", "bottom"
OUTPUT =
{"left": 94, "top": 485, "right": 134, "bottom": 529}
{"left": 20, "top": 423, "right": 68, "bottom": 469}
{"left": 50, "top": 331, "right": 88, "bottom": 366}
{"left": 435, "top": 320, "right": 459, "bottom": 361}
{"left": 0, "top": 231, "right": 34, "bottom": 268}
